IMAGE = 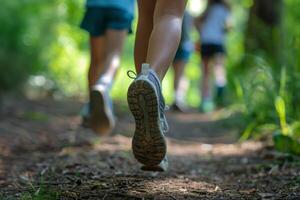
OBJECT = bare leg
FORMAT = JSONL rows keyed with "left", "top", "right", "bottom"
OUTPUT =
{"left": 128, "top": 0, "right": 187, "bottom": 171}
{"left": 173, "top": 60, "right": 188, "bottom": 106}
{"left": 135, "top": 0, "right": 187, "bottom": 81}
{"left": 88, "top": 36, "right": 105, "bottom": 92}
{"left": 81, "top": 36, "right": 105, "bottom": 127}
{"left": 213, "top": 54, "right": 226, "bottom": 88}
{"left": 213, "top": 54, "right": 226, "bottom": 105}
{"left": 99, "top": 29, "right": 127, "bottom": 88}
{"left": 201, "top": 57, "right": 212, "bottom": 100}
{"left": 88, "top": 30, "right": 127, "bottom": 92}
{"left": 173, "top": 60, "right": 185, "bottom": 91}
{"left": 200, "top": 56, "right": 215, "bottom": 112}
{"left": 134, "top": 0, "right": 156, "bottom": 73}
{"left": 88, "top": 30, "right": 127, "bottom": 135}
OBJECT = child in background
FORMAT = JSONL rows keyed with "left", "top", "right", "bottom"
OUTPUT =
{"left": 170, "top": 12, "right": 194, "bottom": 112}
{"left": 195, "top": 0, "right": 231, "bottom": 113}
{"left": 127, "top": 0, "right": 187, "bottom": 171}
{"left": 80, "top": 0, "right": 135, "bottom": 134}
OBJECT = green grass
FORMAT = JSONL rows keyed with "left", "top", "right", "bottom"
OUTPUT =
{"left": 22, "top": 111, "right": 49, "bottom": 122}
{"left": 20, "top": 188, "right": 60, "bottom": 200}
{"left": 19, "top": 176, "right": 61, "bottom": 200}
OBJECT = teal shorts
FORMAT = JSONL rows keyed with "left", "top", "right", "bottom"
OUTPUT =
{"left": 80, "top": 7, "right": 133, "bottom": 36}
{"left": 174, "top": 42, "right": 193, "bottom": 62}
{"left": 174, "top": 48, "right": 192, "bottom": 62}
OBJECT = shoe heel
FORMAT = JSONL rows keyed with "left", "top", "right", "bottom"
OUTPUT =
{"left": 140, "top": 157, "right": 168, "bottom": 172}
{"left": 127, "top": 79, "right": 167, "bottom": 167}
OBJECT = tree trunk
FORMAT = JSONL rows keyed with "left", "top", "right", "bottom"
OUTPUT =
{"left": 245, "top": 0, "right": 283, "bottom": 66}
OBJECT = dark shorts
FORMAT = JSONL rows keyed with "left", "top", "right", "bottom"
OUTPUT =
{"left": 80, "top": 7, "right": 133, "bottom": 37}
{"left": 200, "top": 44, "right": 225, "bottom": 58}
{"left": 174, "top": 42, "right": 194, "bottom": 62}
{"left": 174, "top": 48, "right": 192, "bottom": 62}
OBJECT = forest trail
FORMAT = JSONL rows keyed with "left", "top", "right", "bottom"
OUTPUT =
{"left": 0, "top": 98, "right": 299, "bottom": 199}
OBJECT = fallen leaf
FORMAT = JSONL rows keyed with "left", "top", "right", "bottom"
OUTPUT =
{"left": 258, "top": 192, "right": 275, "bottom": 198}
{"left": 239, "top": 188, "right": 256, "bottom": 194}
{"left": 214, "top": 186, "right": 221, "bottom": 192}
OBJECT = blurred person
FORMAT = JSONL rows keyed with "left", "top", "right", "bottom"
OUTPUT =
{"left": 127, "top": 0, "right": 187, "bottom": 171}
{"left": 80, "top": 0, "right": 135, "bottom": 134}
{"left": 195, "top": 0, "right": 231, "bottom": 113}
{"left": 170, "top": 12, "right": 194, "bottom": 113}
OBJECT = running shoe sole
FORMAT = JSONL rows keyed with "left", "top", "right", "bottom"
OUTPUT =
{"left": 127, "top": 78, "right": 167, "bottom": 168}
{"left": 141, "top": 157, "right": 168, "bottom": 172}
{"left": 90, "top": 88, "right": 115, "bottom": 135}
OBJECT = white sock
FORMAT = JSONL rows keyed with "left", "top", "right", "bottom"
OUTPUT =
{"left": 96, "top": 75, "right": 113, "bottom": 91}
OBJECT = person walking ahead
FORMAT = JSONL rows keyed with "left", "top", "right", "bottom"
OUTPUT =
{"left": 170, "top": 12, "right": 194, "bottom": 112}
{"left": 80, "top": 0, "right": 135, "bottom": 134}
{"left": 195, "top": 0, "right": 231, "bottom": 112}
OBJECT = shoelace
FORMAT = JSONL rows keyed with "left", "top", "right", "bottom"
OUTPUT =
{"left": 160, "top": 111, "right": 169, "bottom": 132}
{"left": 127, "top": 70, "right": 137, "bottom": 80}
{"left": 127, "top": 69, "right": 169, "bottom": 133}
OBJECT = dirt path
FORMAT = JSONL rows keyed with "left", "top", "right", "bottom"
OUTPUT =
{"left": 0, "top": 98, "right": 299, "bottom": 199}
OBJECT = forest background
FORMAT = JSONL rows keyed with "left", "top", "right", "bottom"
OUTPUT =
{"left": 0, "top": 0, "right": 299, "bottom": 154}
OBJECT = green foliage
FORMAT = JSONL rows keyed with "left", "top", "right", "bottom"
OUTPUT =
{"left": 275, "top": 96, "right": 289, "bottom": 136}
{"left": 0, "top": 0, "right": 86, "bottom": 95}
{"left": 233, "top": 0, "right": 300, "bottom": 155}
{"left": 21, "top": 187, "right": 60, "bottom": 200}
{"left": 273, "top": 132, "right": 300, "bottom": 155}
{"left": 22, "top": 111, "right": 49, "bottom": 122}
{"left": 1, "top": 0, "right": 300, "bottom": 155}
{"left": 20, "top": 176, "right": 61, "bottom": 200}
{"left": 44, "top": 0, "right": 88, "bottom": 96}
{"left": 0, "top": 0, "right": 51, "bottom": 92}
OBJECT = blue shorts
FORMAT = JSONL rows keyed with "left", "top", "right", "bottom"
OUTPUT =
{"left": 174, "top": 42, "right": 193, "bottom": 62}
{"left": 80, "top": 7, "right": 133, "bottom": 37}
{"left": 174, "top": 48, "right": 192, "bottom": 62}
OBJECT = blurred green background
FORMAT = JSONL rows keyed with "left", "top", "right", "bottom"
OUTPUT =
{"left": 0, "top": 0, "right": 299, "bottom": 154}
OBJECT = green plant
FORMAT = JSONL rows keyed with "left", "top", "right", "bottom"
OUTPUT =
{"left": 20, "top": 177, "right": 60, "bottom": 200}
{"left": 21, "top": 188, "right": 60, "bottom": 200}
{"left": 233, "top": 0, "right": 300, "bottom": 156}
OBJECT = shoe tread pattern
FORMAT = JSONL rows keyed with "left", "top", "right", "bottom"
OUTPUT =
{"left": 90, "top": 90, "right": 113, "bottom": 134}
{"left": 127, "top": 79, "right": 167, "bottom": 166}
